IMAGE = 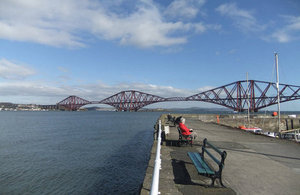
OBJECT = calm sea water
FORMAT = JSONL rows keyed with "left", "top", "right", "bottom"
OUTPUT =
{"left": 0, "top": 111, "right": 162, "bottom": 194}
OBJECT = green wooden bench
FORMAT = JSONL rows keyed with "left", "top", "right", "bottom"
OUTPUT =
{"left": 187, "top": 138, "right": 227, "bottom": 186}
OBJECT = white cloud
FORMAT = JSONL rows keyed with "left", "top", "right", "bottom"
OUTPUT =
{"left": 0, "top": 0, "right": 87, "bottom": 47}
{"left": 0, "top": 81, "right": 64, "bottom": 96}
{"left": 271, "top": 15, "right": 300, "bottom": 43}
{"left": 0, "top": 0, "right": 211, "bottom": 48}
{"left": 216, "top": 3, "right": 265, "bottom": 33}
{"left": 216, "top": 3, "right": 254, "bottom": 20}
{"left": 228, "top": 49, "right": 236, "bottom": 54}
{"left": 0, "top": 58, "right": 35, "bottom": 79}
{"left": 90, "top": 4, "right": 188, "bottom": 48}
{"left": 164, "top": 0, "right": 206, "bottom": 20}
{"left": 57, "top": 66, "right": 70, "bottom": 73}
{"left": 0, "top": 79, "right": 207, "bottom": 105}
{"left": 216, "top": 3, "right": 300, "bottom": 43}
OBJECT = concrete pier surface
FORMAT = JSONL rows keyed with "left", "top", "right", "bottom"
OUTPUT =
{"left": 140, "top": 114, "right": 300, "bottom": 195}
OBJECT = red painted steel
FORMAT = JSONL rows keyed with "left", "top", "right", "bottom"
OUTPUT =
{"left": 56, "top": 80, "right": 300, "bottom": 111}
{"left": 99, "top": 90, "right": 166, "bottom": 111}
{"left": 57, "top": 95, "right": 91, "bottom": 111}
{"left": 186, "top": 80, "right": 300, "bottom": 112}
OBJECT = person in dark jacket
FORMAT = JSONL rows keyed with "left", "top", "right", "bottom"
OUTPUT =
{"left": 174, "top": 116, "right": 182, "bottom": 125}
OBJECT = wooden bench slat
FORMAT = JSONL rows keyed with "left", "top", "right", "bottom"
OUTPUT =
{"left": 206, "top": 141, "right": 223, "bottom": 155}
{"left": 203, "top": 147, "right": 221, "bottom": 165}
{"left": 188, "top": 152, "right": 214, "bottom": 175}
{"left": 188, "top": 152, "right": 206, "bottom": 174}
{"left": 192, "top": 152, "right": 215, "bottom": 175}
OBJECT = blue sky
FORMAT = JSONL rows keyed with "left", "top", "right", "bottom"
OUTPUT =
{"left": 0, "top": 0, "right": 300, "bottom": 110}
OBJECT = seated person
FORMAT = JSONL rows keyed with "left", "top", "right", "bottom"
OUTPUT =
{"left": 174, "top": 116, "right": 182, "bottom": 125}
{"left": 167, "top": 114, "right": 173, "bottom": 121}
{"left": 179, "top": 117, "right": 197, "bottom": 139}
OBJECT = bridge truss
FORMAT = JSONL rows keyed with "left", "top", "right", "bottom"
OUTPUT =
{"left": 99, "top": 90, "right": 166, "bottom": 111}
{"left": 57, "top": 95, "right": 91, "bottom": 111}
{"left": 187, "top": 80, "right": 300, "bottom": 112}
{"left": 56, "top": 80, "right": 300, "bottom": 111}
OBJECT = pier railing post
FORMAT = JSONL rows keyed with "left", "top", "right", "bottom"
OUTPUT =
{"left": 150, "top": 120, "right": 162, "bottom": 195}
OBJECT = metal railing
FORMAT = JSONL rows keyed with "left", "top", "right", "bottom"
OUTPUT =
{"left": 150, "top": 120, "right": 162, "bottom": 195}
{"left": 281, "top": 129, "right": 300, "bottom": 142}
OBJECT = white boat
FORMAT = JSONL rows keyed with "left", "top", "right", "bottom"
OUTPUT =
{"left": 263, "top": 131, "right": 277, "bottom": 138}
{"left": 240, "top": 126, "right": 262, "bottom": 134}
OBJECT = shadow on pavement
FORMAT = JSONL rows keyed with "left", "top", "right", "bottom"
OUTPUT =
{"left": 170, "top": 148, "right": 236, "bottom": 195}
{"left": 222, "top": 147, "right": 300, "bottom": 160}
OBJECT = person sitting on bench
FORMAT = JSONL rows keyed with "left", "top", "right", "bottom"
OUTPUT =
{"left": 179, "top": 117, "right": 197, "bottom": 140}
{"left": 174, "top": 116, "right": 182, "bottom": 125}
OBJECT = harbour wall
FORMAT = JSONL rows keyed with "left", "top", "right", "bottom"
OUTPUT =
{"left": 160, "top": 113, "right": 300, "bottom": 132}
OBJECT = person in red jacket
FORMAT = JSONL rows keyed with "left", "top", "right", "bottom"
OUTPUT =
{"left": 179, "top": 118, "right": 197, "bottom": 139}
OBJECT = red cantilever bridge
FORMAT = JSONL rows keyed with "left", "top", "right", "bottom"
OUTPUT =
{"left": 57, "top": 80, "right": 300, "bottom": 112}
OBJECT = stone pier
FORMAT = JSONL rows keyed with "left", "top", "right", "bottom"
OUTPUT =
{"left": 140, "top": 114, "right": 300, "bottom": 195}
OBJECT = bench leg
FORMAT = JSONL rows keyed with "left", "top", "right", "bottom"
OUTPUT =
{"left": 219, "top": 174, "right": 225, "bottom": 187}
{"left": 183, "top": 136, "right": 193, "bottom": 147}
{"left": 177, "top": 140, "right": 181, "bottom": 147}
{"left": 210, "top": 176, "right": 225, "bottom": 187}
{"left": 211, "top": 177, "right": 216, "bottom": 187}
{"left": 177, "top": 139, "right": 185, "bottom": 147}
{"left": 178, "top": 139, "right": 192, "bottom": 147}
